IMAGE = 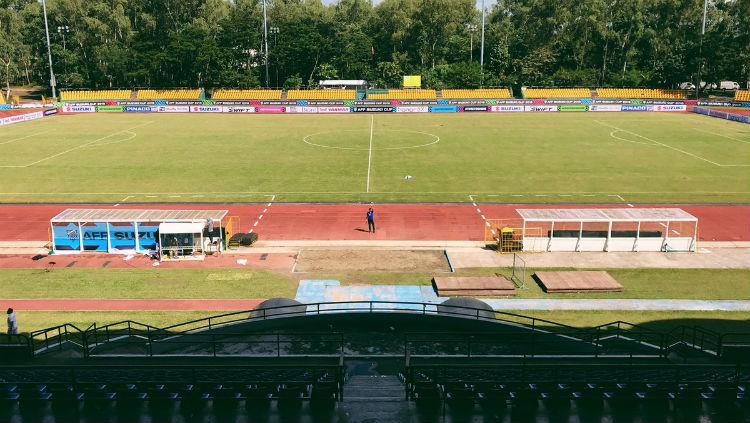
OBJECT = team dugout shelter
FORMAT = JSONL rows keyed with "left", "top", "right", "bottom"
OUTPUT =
{"left": 50, "top": 209, "right": 230, "bottom": 261}
{"left": 491, "top": 208, "right": 698, "bottom": 253}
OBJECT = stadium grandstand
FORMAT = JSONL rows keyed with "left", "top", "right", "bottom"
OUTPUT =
{"left": 441, "top": 88, "right": 513, "bottom": 99}
{"left": 211, "top": 89, "right": 282, "bottom": 100}
{"left": 368, "top": 89, "right": 437, "bottom": 100}
{"left": 735, "top": 90, "right": 750, "bottom": 101}
{"left": 287, "top": 89, "right": 357, "bottom": 100}
{"left": 596, "top": 88, "right": 687, "bottom": 99}
{"left": 522, "top": 87, "right": 592, "bottom": 98}
{"left": 135, "top": 89, "right": 202, "bottom": 101}
{"left": 60, "top": 90, "right": 132, "bottom": 101}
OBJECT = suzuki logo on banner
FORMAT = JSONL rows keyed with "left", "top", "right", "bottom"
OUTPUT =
{"left": 490, "top": 105, "right": 523, "bottom": 112}
{"left": 191, "top": 106, "right": 222, "bottom": 113}
{"left": 654, "top": 105, "right": 686, "bottom": 112}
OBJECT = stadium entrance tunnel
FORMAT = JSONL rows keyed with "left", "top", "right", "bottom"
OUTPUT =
{"left": 22, "top": 299, "right": 722, "bottom": 363}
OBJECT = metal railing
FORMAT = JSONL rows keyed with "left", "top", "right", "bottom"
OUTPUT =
{"left": 11, "top": 301, "right": 750, "bottom": 360}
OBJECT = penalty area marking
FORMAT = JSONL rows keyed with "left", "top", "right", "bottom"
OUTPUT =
{"left": 0, "top": 121, "right": 155, "bottom": 168}
{"left": 595, "top": 120, "right": 750, "bottom": 167}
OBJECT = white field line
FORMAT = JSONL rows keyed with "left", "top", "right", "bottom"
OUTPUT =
{"left": 595, "top": 120, "right": 749, "bottom": 167}
{"left": 0, "top": 121, "right": 154, "bottom": 168}
{"left": 692, "top": 127, "right": 750, "bottom": 145}
{"left": 366, "top": 115, "right": 374, "bottom": 193}
{"left": 0, "top": 129, "right": 53, "bottom": 146}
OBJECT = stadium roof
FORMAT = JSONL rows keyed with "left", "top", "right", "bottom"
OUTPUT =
{"left": 51, "top": 209, "right": 228, "bottom": 223}
{"left": 516, "top": 208, "right": 697, "bottom": 222}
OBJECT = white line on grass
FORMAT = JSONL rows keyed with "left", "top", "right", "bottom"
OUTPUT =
{"left": 0, "top": 129, "right": 53, "bottom": 146}
{"left": 595, "top": 120, "right": 749, "bottom": 167}
{"left": 692, "top": 127, "right": 750, "bottom": 145}
{"left": 0, "top": 121, "right": 155, "bottom": 168}
{"left": 366, "top": 115, "right": 374, "bottom": 193}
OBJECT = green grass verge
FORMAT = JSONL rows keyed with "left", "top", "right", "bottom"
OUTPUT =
{"left": 0, "top": 269, "right": 297, "bottom": 299}
{"left": 1, "top": 113, "right": 748, "bottom": 203}
{"left": 1, "top": 268, "right": 747, "bottom": 300}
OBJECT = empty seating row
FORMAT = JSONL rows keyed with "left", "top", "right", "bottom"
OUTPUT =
{"left": 212, "top": 89, "right": 282, "bottom": 100}
{"left": 596, "top": 88, "right": 686, "bottom": 99}
{"left": 368, "top": 89, "right": 437, "bottom": 100}
{"left": 523, "top": 87, "right": 592, "bottom": 98}
{"left": 135, "top": 89, "right": 201, "bottom": 101}
{"left": 441, "top": 89, "right": 513, "bottom": 99}
{"left": 735, "top": 90, "right": 750, "bottom": 101}
{"left": 408, "top": 379, "right": 747, "bottom": 407}
{"left": 60, "top": 90, "right": 132, "bottom": 101}
{"left": 287, "top": 89, "right": 356, "bottom": 100}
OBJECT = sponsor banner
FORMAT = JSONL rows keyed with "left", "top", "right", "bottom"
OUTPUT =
{"left": 559, "top": 105, "right": 588, "bottom": 112}
{"left": 44, "top": 108, "right": 59, "bottom": 116}
{"left": 395, "top": 106, "right": 429, "bottom": 113}
{"left": 317, "top": 107, "right": 351, "bottom": 113}
{"left": 63, "top": 105, "right": 96, "bottom": 113}
{"left": 158, "top": 105, "right": 191, "bottom": 113}
{"left": 653, "top": 104, "right": 686, "bottom": 112}
{"left": 96, "top": 106, "right": 124, "bottom": 113}
{"left": 353, "top": 106, "right": 394, "bottom": 113}
{"left": 256, "top": 106, "right": 286, "bottom": 114}
{"left": 429, "top": 106, "right": 458, "bottom": 113}
{"left": 0, "top": 105, "right": 10, "bottom": 111}
{"left": 222, "top": 106, "right": 255, "bottom": 113}
{"left": 588, "top": 105, "right": 622, "bottom": 112}
{"left": 125, "top": 105, "right": 157, "bottom": 113}
{"left": 525, "top": 105, "right": 558, "bottom": 112}
{"left": 462, "top": 106, "right": 488, "bottom": 112}
{"left": 287, "top": 106, "right": 318, "bottom": 114}
{"left": 490, "top": 105, "right": 524, "bottom": 112}
{"left": 621, "top": 105, "right": 652, "bottom": 112}
{"left": 0, "top": 111, "right": 44, "bottom": 126}
{"left": 190, "top": 105, "right": 222, "bottom": 113}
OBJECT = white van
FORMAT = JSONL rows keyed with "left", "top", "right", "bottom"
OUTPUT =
{"left": 719, "top": 81, "right": 740, "bottom": 90}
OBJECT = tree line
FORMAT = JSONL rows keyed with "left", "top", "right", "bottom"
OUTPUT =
{"left": 0, "top": 0, "right": 748, "bottom": 95}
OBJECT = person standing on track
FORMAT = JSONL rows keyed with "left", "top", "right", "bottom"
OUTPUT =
{"left": 367, "top": 207, "right": 376, "bottom": 233}
{"left": 6, "top": 308, "right": 18, "bottom": 335}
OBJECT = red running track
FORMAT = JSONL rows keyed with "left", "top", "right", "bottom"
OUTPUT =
{"left": 1, "top": 299, "right": 262, "bottom": 311}
{"left": 0, "top": 203, "right": 747, "bottom": 242}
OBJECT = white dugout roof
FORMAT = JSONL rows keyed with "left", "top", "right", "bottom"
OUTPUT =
{"left": 516, "top": 208, "right": 697, "bottom": 223}
{"left": 51, "top": 209, "right": 228, "bottom": 223}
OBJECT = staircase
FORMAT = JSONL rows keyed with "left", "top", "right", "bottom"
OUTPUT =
{"left": 340, "top": 374, "right": 409, "bottom": 422}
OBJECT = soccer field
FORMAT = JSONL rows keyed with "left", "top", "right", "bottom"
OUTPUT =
{"left": 1, "top": 112, "right": 748, "bottom": 203}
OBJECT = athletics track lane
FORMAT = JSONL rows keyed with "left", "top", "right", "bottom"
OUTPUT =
{"left": 0, "top": 203, "right": 746, "bottom": 242}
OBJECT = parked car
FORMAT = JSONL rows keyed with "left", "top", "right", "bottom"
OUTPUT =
{"left": 678, "top": 82, "right": 695, "bottom": 90}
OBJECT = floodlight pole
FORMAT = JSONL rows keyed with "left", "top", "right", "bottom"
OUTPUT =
{"left": 479, "top": 0, "right": 485, "bottom": 88}
{"left": 262, "top": 0, "right": 270, "bottom": 88}
{"left": 696, "top": 0, "right": 708, "bottom": 100}
{"left": 41, "top": 0, "right": 57, "bottom": 99}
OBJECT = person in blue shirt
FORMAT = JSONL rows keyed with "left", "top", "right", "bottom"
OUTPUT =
{"left": 366, "top": 208, "right": 375, "bottom": 233}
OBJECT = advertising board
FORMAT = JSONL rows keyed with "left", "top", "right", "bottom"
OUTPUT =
{"left": 353, "top": 106, "right": 394, "bottom": 113}
{"left": 525, "top": 105, "right": 558, "bottom": 112}
{"left": 256, "top": 106, "right": 286, "bottom": 113}
{"left": 222, "top": 106, "right": 255, "bottom": 113}
{"left": 395, "top": 106, "right": 429, "bottom": 113}
{"left": 559, "top": 105, "right": 588, "bottom": 112}
{"left": 490, "top": 105, "right": 524, "bottom": 112}
{"left": 462, "top": 106, "right": 488, "bottom": 112}
{"left": 63, "top": 105, "right": 96, "bottom": 113}
{"left": 287, "top": 106, "right": 318, "bottom": 113}
{"left": 317, "top": 107, "right": 351, "bottom": 113}
{"left": 124, "top": 105, "right": 156, "bottom": 113}
{"left": 96, "top": 106, "right": 124, "bottom": 113}
{"left": 44, "top": 109, "right": 59, "bottom": 116}
{"left": 429, "top": 106, "right": 458, "bottom": 113}
{"left": 653, "top": 104, "right": 687, "bottom": 112}
{"left": 588, "top": 105, "right": 622, "bottom": 112}
{"left": 158, "top": 106, "right": 191, "bottom": 113}
{"left": 621, "top": 105, "right": 652, "bottom": 112}
{"left": 190, "top": 106, "right": 222, "bottom": 113}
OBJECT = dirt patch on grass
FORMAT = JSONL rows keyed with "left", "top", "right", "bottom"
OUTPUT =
{"left": 295, "top": 249, "right": 451, "bottom": 273}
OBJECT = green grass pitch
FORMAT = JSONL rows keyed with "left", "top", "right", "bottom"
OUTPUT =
{"left": 0, "top": 112, "right": 748, "bottom": 203}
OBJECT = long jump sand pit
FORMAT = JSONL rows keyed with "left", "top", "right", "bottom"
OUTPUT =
{"left": 295, "top": 249, "right": 451, "bottom": 273}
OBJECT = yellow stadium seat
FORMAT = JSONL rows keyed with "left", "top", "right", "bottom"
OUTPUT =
{"left": 136, "top": 89, "right": 201, "bottom": 101}
{"left": 286, "top": 90, "right": 356, "bottom": 100}
{"left": 441, "top": 89, "right": 512, "bottom": 99}
{"left": 522, "top": 88, "right": 592, "bottom": 99}
{"left": 60, "top": 90, "right": 132, "bottom": 101}
{"left": 596, "top": 88, "right": 686, "bottom": 99}
{"left": 368, "top": 89, "right": 436, "bottom": 100}
{"left": 212, "top": 89, "right": 282, "bottom": 100}
{"left": 734, "top": 90, "right": 750, "bottom": 102}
